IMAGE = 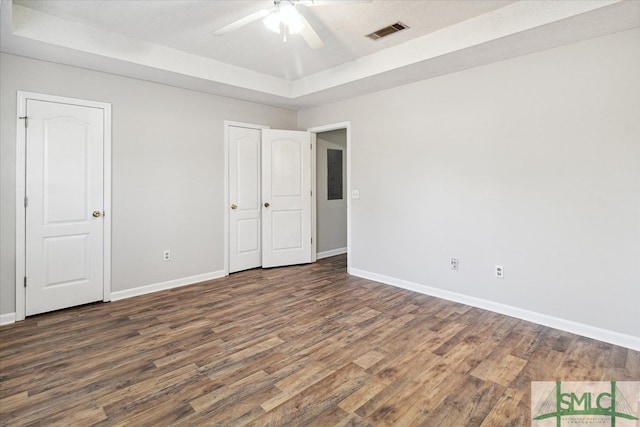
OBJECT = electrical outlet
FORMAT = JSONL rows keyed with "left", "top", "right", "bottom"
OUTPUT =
{"left": 163, "top": 250, "right": 171, "bottom": 261}
{"left": 495, "top": 264, "right": 504, "bottom": 278}
{"left": 450, "top": 258, "right": 459, "bottom": 271}
{"left": 351, "top": 189, "right": 360, "bottom": 199}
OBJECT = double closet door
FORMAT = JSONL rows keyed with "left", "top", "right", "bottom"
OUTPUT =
{"left": 229, "top": 126, "right": 312, "bottom": 273}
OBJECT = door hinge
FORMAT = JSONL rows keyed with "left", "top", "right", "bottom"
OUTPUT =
{"left": 311, "top": 237, "right": 313, "bottom": 244}
{"left": 24, "top": 196, "right": 28, "bottom": 208}
{"left": 24, "top": 276, "right": 27, "bottom": 287}
{"left": 19, "top": 116, "right": 29, "bottom": 128}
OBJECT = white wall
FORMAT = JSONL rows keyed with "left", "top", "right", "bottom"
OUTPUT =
{"left": 316, "top": 129, "right": 347, "bottom": 255}
{"left": 298, "top": 28, "right": 640, "bottom": 344}
{"left": 0, "top": 53, "right": 296, "bottom": 316}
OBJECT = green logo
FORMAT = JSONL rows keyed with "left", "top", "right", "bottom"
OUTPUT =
{"left": 532, "top": 381, "right": 639, "bottom": 427}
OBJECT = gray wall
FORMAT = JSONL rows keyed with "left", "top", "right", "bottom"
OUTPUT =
{"left": 0, "top": 53, "right": 296, "bottom": 315}
{"left": 298, "top": 28, "right": 640, "bottom": 339}
{"left": 316, "top": 129, "right": 347, "bottom": 254}
{"left": 2, "top": 27, "right": 639, "bottom": 342}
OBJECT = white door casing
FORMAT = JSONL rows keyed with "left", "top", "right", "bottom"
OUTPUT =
{"left": 261, "top": 129, "right": 312, "bottom": 268}
{"left": 16, "top": 92, "right": 111, "bottom": 320}
{"left": 228, "top": 125, "right": 263, "bottom": 273}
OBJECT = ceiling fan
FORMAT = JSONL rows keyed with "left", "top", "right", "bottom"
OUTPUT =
{"left": 212, "top": 0, "right": 371, "bottom": 50}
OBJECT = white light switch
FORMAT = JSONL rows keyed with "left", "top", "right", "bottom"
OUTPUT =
{"left": 351, "top": 190, "right": 360, "bottom": 199}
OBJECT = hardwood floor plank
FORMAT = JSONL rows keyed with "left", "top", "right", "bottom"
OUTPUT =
{"left": 353, "top": 347, "right": 447, "bottom": 418}
{"left": 352, "top": 349, "right": 386, "bottom": 370}
{"left": 253, "top": 362, "right": 369, "bottom": 426}
{"left": 364, "top": 354, "right": 446, "bottom": 425}
{"left": 190, "top": 370, "right": 272, "bottom": 412}
{"left": 337, "top": 377, "right": 388, "bottom": 414}
{"left": 419, "top": 375, "right": 503, "bottom": 427}
{"left": 393, "top": 370, "right": 469, "bottom": 425}
{"left": 334, "top": 413, "right": 372, "bottom": 427}
{"left": 41, "top": 406, "right": 107, "bottom": 426}
{"left": 479, "top": 388, "right": 525, "bottom": 427}
{"left": 471, "top": 353, "right": 528, "bottom": 387}
{"left": 1, "top": 254, "right": 638, "bottom": 426}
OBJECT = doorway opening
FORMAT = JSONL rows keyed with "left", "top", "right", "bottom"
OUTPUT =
{"left": 314, "top": 129, "right": 347, "bottom": 260}
{"left": 308, "top": 122, "right": 351, "bottom": 274}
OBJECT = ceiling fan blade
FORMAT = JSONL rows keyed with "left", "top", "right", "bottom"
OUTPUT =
{"left": 298, "top": 14, "right": 324, "bottom": 49}
{"left": 212, "top": 9, "right": 271, "bottom": 35}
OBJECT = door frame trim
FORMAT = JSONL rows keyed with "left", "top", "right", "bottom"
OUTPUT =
{"left": 307, "top": 122, "right": 351, "bottom": 273}
{"left": 224, "top": 121, "right": 269, "bottom": 276}
{"left": 15, "top": 91, "right": 112, "bottom": 321}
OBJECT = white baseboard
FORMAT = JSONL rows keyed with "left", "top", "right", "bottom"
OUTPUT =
{"left": 0, "top": 312, "right": 16, "bottom": 326}
{"left": 350, "top": 268, "right": 640, "bottom": 352}
{"left": 111, "top": 270, "right": 226, "bottom": 301}
{"left": 317, "top": 247, "right": 347, "bottom": 259}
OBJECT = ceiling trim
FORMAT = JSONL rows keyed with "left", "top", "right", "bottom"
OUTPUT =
{"left": 1, "top": 0, "right": 638, "bottom": 110}
{"left": 8, "top": 3, "right": 293, "bottom": 97}
{"left": 292, "top": 0, "right": 622, "bottom": 97}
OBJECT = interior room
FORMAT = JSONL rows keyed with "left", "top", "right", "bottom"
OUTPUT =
{"left": 1, "top": 0, "right": 639, "bottom": 425}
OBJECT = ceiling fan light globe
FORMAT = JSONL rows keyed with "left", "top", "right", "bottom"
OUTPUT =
{"left": 280, "top": 5, "right": 304, "bottom": 34}
{"left": 263, "top": 13, "right": 281, "bottom": 34}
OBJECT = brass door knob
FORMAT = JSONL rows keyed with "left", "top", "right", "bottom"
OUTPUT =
{"left": 231, "top": 204, "right": 237, "bottom": 210}
{"left": 264, "top": 202, "right": 270, "bottom": 208}
{"left": 92, "top": 211, "right": 102, "bottom": 218}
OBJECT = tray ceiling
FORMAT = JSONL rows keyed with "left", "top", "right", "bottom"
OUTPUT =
{"left": 2, "top": 0, "right": 639, "bottom": 109}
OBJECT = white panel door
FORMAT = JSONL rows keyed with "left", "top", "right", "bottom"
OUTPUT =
{"left": 229, "top": 126, "right": 262, "bottom": 273}
{"left": 262, "top": 129, "right": 312, "bottom": 268}
{"left": 25, "top": 99, "right": 104, "bottom": 316}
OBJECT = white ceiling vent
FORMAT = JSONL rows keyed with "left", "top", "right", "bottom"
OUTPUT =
{"left": 366, "top": 22, "right": 409, "bottom": 40}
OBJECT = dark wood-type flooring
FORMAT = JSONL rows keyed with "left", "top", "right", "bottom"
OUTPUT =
{"left": 1, "top": 255, "right": 638, "bottom": 426}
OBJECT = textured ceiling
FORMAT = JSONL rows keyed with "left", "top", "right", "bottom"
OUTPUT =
{"left": 2, "top": 0, "right": 639, "bottom": 109}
